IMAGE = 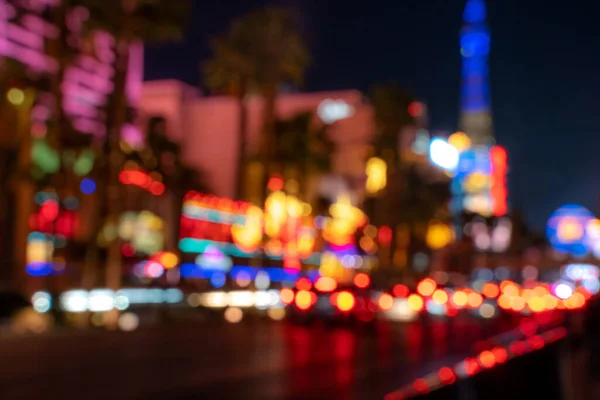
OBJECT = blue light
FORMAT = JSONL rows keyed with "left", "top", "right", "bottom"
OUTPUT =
{"left": 463, "top": 0, "right": 486, "bottom": 24}
{"left": 546, "top": 204, "right": 594, "bottom": 257}
{"left": 210, "top": 272, "right": 227, "bottom": 288}
{"left": 26, "top": 262, "right": 53, "bottom": 276}
{"left": 80, "top": 178, "right": 96, "bottom": 195}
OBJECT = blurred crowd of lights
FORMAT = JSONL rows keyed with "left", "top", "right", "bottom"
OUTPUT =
{"left": 52, "top": 288, "right": 183, "bottom": 313}
{"left": 386, "top": 325, "right": 568, "bottom": 400}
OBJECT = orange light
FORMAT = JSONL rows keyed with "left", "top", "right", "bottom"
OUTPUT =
{"left": 482, "top": 283, "right": 500, "bottom": 298}
{"left": 452, "top": 291, "right": 468, "bottom": 307}
{"left": 576, "top": 286, "right": 592, "bottom": 300}
{"left": 267, "top": 176, "right": 284, "bottom": 191}
{"left": 432, "top": 289, "right": 448, "bottom": 305}
{"left": 392, "top": 284, "right": 410, "bottom": 298}
{"left": 314, "top": 277, "right": 337, "bottom": 292}
{"left": 336, "top": 291, "right": 355, "bottom": 312}
{"left": 566, "top": 292, "right": 586, "bottom": 309}
{"left": 497, "top": 294, "right": 511, "bottom": 309}
{"left": 295, "top": 290, "right": 312, "bottom": 310}
{"left": 543, "top": 294, "right": 558, "bottom": 310}
{"left": 417, "top": 278, "right": 436, "bottom": 297}
{"left": 354, "top": 273, "right": 371, "bottom": 288}
{"left": 501, "top": 281, "right": 520, "bottom": 297}
{"left": 280, "top": 288, "right": 294, "bottom": 305}
{"left": 296, "top": 277, "right": 312, "bottom": 291}
{"left": 467, "top": 292, "right": 483, "bottom": 308}
{"left": 510, "top": 296, "right": 526, "bottom": 312}
{"left": 533, "top": 285, "right": 549, "bottom": 296}
{"left": 407, "top": 294, "right": 424, "bottom": 312}
{"left": 378, "top": 293, "right": 394, "bottom": 311}
{"left": 478, "top": 350, "right": 496, "bottom": 368}
{"left": 158, "top": 252, "right": 178, "bottom": 269}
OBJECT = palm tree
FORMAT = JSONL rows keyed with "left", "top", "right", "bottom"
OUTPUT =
{"left": 204, "top": 8, "right": 310, "bottom": 201}
{"left": 274, "top": 111, "right": 334, "bottom": 199}
{"left": 74, "top": 0, "right": 190, "bottom": 293}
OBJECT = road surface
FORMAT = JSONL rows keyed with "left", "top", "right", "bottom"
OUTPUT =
{"left": 0, "top": 315, "right": 511, "bottom": 399}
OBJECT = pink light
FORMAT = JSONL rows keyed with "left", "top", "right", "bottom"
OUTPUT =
{"left": 125, "top": 41, "right": 143, "bottom": 105}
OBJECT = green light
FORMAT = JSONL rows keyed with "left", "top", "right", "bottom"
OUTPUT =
{"left": 32, "top": 139, "right": 60, "bottom": 173}
{"left": 74, "top": 149, "right": 94, "bottom": 176}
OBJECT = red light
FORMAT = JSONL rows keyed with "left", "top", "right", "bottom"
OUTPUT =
{"left": 121, "top": 243, "right": 135, "bottom": 257}
{"left": 412, "top": 378, "right": 429, "bottom": 394}
{"left": 492, "top": 347, "right": 508, "bottom": 364}
{"left": 40, "top": 199, "right": 59, "bottom": 221}
{"left": 296, "top": 277, "right": 312, "bottom": 291}
{"left": 267, "top": 176, "right": 284, "bottom": 191}
{"left": 378, "top": 226, "right": 393, "bottom": 246}
{"left": 392, "top": 284, "right": 410, "bottom": 298}
{"left": 490, "top": 146, "right": 507, "bottom": 164}
{"left": 353, "top": 273, "right": 370, "bottom": 288}
{"left": 438, "top": 367, "right": 456, "bottom": 384}
{"left": 478, "top": 350, "right": 496, "bottom": 368}
{"left": 482, "top": 282, "right": 500, "bottom": 298}
{"left": 408, "top": 101, "right": 424, "bottom": 118}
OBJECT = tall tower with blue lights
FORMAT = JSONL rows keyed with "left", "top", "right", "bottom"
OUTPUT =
{"left": 459, "top": 0, "right": 493, "bottom": 145}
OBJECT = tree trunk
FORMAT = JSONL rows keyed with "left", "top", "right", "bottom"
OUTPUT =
{"left": 261, "top": 83, "right": 278, "bottom": 200}
{"left": 235, "top": 77, "right": 247, "bottom": 200}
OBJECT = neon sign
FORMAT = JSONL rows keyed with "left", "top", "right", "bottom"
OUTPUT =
{"left": 119, "top": 169, "right": 165, "bottom": 195}
{"left": 490, "top": 145, "right": 507, "bottom": 216}
{"left": 0, "top": 0, "right": 59, "bottom": 73}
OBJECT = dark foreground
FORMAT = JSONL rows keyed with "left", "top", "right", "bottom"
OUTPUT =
{"left": 0, "top": 315, "right": 507, "bottom": 400}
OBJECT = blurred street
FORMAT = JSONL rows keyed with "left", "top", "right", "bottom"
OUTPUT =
{"left": 0, "top": 317, "right": 501, "bottom": 399}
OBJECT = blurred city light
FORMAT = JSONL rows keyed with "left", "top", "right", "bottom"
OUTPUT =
{"left": 429, "top": 138, "right": 459, "bottom": 171}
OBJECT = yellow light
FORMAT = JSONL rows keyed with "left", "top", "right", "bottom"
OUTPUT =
{"left": 7, "top": 88, "right": 25, "bottom": 105}
{"left": 463, "top": 172, "right": 489, "bottom": 193}
{"left": 366, "top": 157, "right": 387, "bottom": 194}
{"left": 448, "top": 132, "right": 471, "bottom": 153}
{"left": 556, "top": 217, "right": 584, "bottom": 242}
{"left": 425, "top": 221, "right": 454, "bottom": 250}
{"left": 286, "top": 196, "right": 303, "bottom": 219}
{"left": 231, "top": 205, "right": 264, "bottom": 252}
{"left": 265, "top": 191, "right": 287, "bottom": 223}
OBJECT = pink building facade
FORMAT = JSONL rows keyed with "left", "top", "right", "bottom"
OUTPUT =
{"left": 140, "top": 80, "right": 377, "bottom": 202}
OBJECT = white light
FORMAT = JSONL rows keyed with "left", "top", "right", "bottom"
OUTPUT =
{"left": 114, "top": 295, "right": 130, "bottom": 311}
{"left": 255, "top": 271, "right": 271, "bottom": 290}
{"left": 60, "top": 290, "right": 89, "bottom": 312}
{"left": 118, "top": 312, "right": 139, "bottom": 331}
{"left": 229, "top": 291, "right": 255, "bottom": 307}
{"left": 88, "top": 289, "right": 115, "bottom": 312}
{"left": 32, "top": 291, "right": 51, "bottom": 313}
{"left": 199, "top": 291, "right": 229, "bottom": 308}
{"left": 555, "top": 283, "right": 573, "bottom": 300}
{"left": 254, "top": 291, "right": 272, "bottom": 309}
{"left": 384, "top": 299, "right": 417, "bottom": 322}
{"left": 479, "top": 303, "right": 496, "bottom": 319}
{"left": 317, "top": 99, "right": 355, "bottom": 124}
{"left": 429, "top": 138, "right": 459, "bottom": 171}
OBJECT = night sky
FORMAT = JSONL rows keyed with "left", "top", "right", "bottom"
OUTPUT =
{"left": 144, "top": 0, "right": 600, "bottom": 231}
